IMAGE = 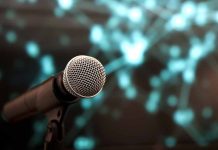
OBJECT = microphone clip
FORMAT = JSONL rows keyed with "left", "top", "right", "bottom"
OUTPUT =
{"left": 44, "top": 105, "right": 69, "bottom": 150}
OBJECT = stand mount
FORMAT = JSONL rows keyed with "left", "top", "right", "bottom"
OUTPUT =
{"left": 44, "top": 105, "right": 69, "bottom": 150}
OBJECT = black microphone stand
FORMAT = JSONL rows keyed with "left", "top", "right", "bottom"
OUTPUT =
{"left": 44, "top": 105, "right": 69, "bottom": 150}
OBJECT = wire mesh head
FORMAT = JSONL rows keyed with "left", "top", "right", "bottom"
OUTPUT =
{"left": 63, "top": 55, "right": 106, "bottom": 98}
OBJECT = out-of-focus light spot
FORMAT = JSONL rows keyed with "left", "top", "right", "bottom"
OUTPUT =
{"left": 204, "top": 31, "right": 216, "bottom": 51}
{"left": 173, "top": 108, "right": 194, "bottom": 127}
{"left": 181, "top": 1, "right": 196, "bottom": 18}
{"left": 212, "top": 11, "right": 218, "bottom": 23}
{"left": 202, "top": 107, "right": 213, "bottom": 119}
{"left": 81, "top": 99, "right": 93, "bottom": 110}
{"left": 168, "top": 59, "right": 186, "bottom": 73}
{"left": 195, "top": 3, "right": 208, "bottom": 26}
{"left": 117, "top": 71, "right": 131, "bottom": 89}
{"left": 25, "top": 41, "right": 40, "bottom": 58}
{"left": 60, "top": 35, "right": 71, "bottom": 46}
{"left": 120, "top": 34, "right": 149, "bottom": 66}
{"left": 74, "top": 136, "right": 95, "bottom": 150}
{"left": 160, "top": 70, "right": 171, "bottom": 81}
{"left": 183, "top": 69, "right": 195, "bottom": 84}
{"left": 189, "top": 44, "right": 203, "bottom": 60}
{"left": 5, "top": 31, "right": 17, "bottom": 43}
{"left": 144, "top": 0, "right": 156, "bottom": 10}
{"left": 167, "top": 95, "right": 177, "bottom": 107}
{"left": 111, "top": 2, "right": 127, "bottom": 17}
{"left": 165, "top": 136, "right": 177, "bottom": 148}
{"left": 75, "top": 116, "right": 86, "bottom": 128}
{"left": 150, "top": 76, "right": 161, "bottom": 88}
{"left": 40, "top": 55, "right": 55, "bottom": 75}
{"left": 170, "top": 45, "right": 181, "bottom": 58}
{"left": 90, "top": 25, "right": 104, "bottom": 45}
{"left": 128, "top": 7, "right": 143, "bottom": 23}
{"left": 125, "top": 86, "right": 137, "bottom": 100}
{"left": 54, "top": 7, "right": 65, "bottom": 17}
{"left": 167, "top": 14, "right": 188, "bottom": 31}
{"left": 145, "top": 91, "right": 160, "bottom": 113}
{"left": 57, "top": 0, "right": 75, "bottom": 10}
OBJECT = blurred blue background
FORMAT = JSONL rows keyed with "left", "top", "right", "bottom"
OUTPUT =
{"left": 1, "top": 0, "right": 218, "bottom": 149}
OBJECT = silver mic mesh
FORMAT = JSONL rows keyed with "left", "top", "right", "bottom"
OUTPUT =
{"left": 63, "top": 55, "right": 106, "bottom": 98}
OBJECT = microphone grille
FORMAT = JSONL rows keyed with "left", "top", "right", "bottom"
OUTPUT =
{"left": 63, "top": 55, "right": 106, "bottom": 98}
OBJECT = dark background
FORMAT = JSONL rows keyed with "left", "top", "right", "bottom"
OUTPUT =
{"left": 1, "top": 0, "right": 218, "bottom": 150}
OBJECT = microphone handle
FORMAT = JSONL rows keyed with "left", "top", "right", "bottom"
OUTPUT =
{"left": 2, "top": 77, "right": 59, "bottom": 123}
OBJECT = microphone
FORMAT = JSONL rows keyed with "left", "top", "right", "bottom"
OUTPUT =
{"left": 1, "top": 55, "right": 106, "bottom": 123}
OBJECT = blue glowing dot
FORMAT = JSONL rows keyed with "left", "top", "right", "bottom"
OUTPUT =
{"left": 189, "top": 45, "right": 203, "bottom": 60}
{"left": 202, "top": 107, "right": 213, "bottom": 119}
{"left": 160, "top": 70, "right": 171, "bottom": 81}
{"left": 81, "top": 99, "right": 92, "bottom": 110}
{"left": 117, "top": 71, "right": 131, "bottom": 89}
{"left": 167, "top": 14, "right": 188, "bottom": 31}
{"left": 111, "top": 3, "right": 128, "bottom": 17}
{"left": 57, "top": 0, "right": 75, "bottom": 10}
{"left": 120, "top": 35, "right": 148, "bottom": 66}
{"left": 128, "top": 7, "right": 143, "bottom": 23}
{"left": 40, "top": 55, "right": 55, "bottom": 75}
{"left": 167, "top": 95, "right": 177, "bottom": 107}
{"left": 5, "top": 31, "right": 17, "bottom": 43}
{"left": 181, "top": 1, "right": 196, "bottom": 18}
{"left": 168, "top": 59, "right": 186, "bottom": 73}
{"left": 150, "top": 76, "right": 161, "bottom": 88}
{"left": 165, "top": 136, "right": 177, "bottom": 148}
{"left": 213, "top": 11, "right": 218, "bottom": 23}
{"left": 195, "top": 3, "right": 208, "bottom": 26}
{"left": 173, "top": 109, "right": 194, "bottom": 127}
{"left": 25, "top": 41, "right": 40, "bottom": 58}
{"left": 183, "top": 69, "right": 195, "bottom": 84}
{"left": 145, "top": 91, "right": 160, "bottom": 113}
{"left": 90, "top": 25, "right": 104, "bottom": 44}
{"left": 170, "top": 45, "right": 181, "bottom": 58}
{"left": 75, "top": 116, "right": 86, "bottom": 128}
{"left": 125, "top": 86, "right": 137, "bottom": 100}
{"left": 74, "top": 136, "right": 95, "bottom": 150}
{"left": 144, "top": 0, "right": 156, "bottom": 10}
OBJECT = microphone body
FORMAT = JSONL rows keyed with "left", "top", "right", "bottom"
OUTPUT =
{"left": 2, "top": 72, "right": 77, "bottom": 123}
{"left": 1, "top": 55, "right": 106, "bottom": 123}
